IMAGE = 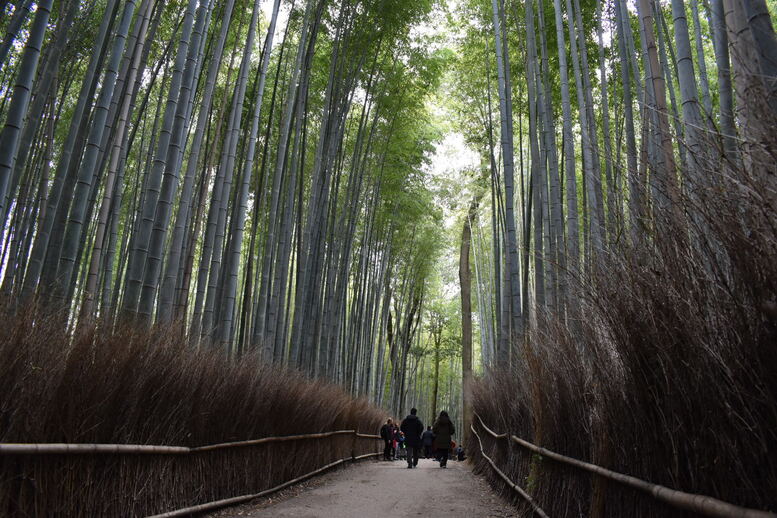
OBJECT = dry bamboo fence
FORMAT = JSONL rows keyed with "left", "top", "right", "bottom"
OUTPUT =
{"left": 470, "top": 424, "right": 549, "bottom": 517}
{"left": 146, "top": 451, "right": 382, "bottom": 518}
{"left": 0, "top": 430, "right": 383, "bottom": 516}
{"left": 473, "top": 414, "right": 776, "bottom": 518}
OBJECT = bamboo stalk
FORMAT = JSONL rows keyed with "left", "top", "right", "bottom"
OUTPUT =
{"left": 474, "top": 415, "right": 776, "bottom": 518}
{"left": 0, "top": 430, "right": 381, "bottom": 456}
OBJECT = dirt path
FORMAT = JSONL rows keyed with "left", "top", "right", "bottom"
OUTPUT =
{"left": 209, "top": 458, "right": 518, "bottom": 518}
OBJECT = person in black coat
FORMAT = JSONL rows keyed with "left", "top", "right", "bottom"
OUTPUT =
{"left": 400, "top": 408, "right": 424, "bottom": 468}
{"left": 432, "top": 411, "right": 455, "bottom": 468}
{"left": 379, "top": 418, "right": 393, "bottom": 460}
{"left": 421, "top": 426, "right": 434, "bottom": 458}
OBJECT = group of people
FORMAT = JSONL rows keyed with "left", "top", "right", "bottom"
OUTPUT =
{"left": 379, "top": 409, "right": 465, "bottom": 469}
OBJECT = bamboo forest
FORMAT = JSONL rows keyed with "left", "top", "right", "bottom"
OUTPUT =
{"left": 1, "top": 0, "right": 776, "bottom": 515}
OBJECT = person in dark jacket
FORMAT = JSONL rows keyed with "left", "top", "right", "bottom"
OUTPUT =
{"left": 432, "top": 410, "right": 455, "bottom": 468}
{"left": 379, "top": 418, "right": 393, "bottom": 460}
{"left": 400, "top": 408, "right": 424, "bottom": 468}
{"left": 421, "top": 426, "right": 434, "bottom": 458}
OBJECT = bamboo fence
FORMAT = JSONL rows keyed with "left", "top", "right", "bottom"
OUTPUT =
{"left": 146, "top": 452, "right": 382, "bottom": 517}
{"left": 0, "top": 430, "right": 381, "bottom": 456}
{"left": 473, "top": 414, "right": 776, "bottom": 518}
{"left": 0, "top": 429, "right": 383, "bottom": 516}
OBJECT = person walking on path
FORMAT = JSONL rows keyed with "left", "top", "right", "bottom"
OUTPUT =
{"left": 380, "top": 418, "right": 394, "bottom": 460}
{"left": 391, "top": 423, "right": 400, "bottom": 459}
{"left": 400, "top": 408, "right": 424, "bottom": 468}
{"left": 432, "top": 411, "right": 455, "bottom": 468}
{"left": 421, "top": 426, "right": 434, "bottom": 458}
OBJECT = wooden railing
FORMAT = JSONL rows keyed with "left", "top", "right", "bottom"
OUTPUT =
{"left": 0, "top": 429, "right": 383, "bottom": 517}
{"left": 470, "top": 423, "right": 549, "bottom": 518}
{"left": 472, "top": 414, "right": 776, "bottom": 518}
{"left": 0, "top": 429, "right": 380, "bottom": 455}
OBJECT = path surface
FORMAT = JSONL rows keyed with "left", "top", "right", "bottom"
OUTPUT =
{"left": 210, "top": 458, "right": 518, "bottom": 518}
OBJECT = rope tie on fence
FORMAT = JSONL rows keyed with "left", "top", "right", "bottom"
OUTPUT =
{"left": 474, "top": 414, "right": 776, "bottom": 518}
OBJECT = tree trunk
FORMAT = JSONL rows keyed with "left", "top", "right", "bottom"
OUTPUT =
{"left": 0, "top": 0, "right": 34, "bottom": 71}
{"left": 158, "top": 0, "right": 236, "bottom": 323}
{"left": 137, "top": 0, "right": 211, "bottom": 323}
{"left": 80, "top": 0, "right": 153, "bottom": 321}
{"left": 460, "top": 199, "right": 476, "bottom": 448}
{"left": 219, "top": 0, "right": 281, "bottom": 349}
{"left": 614, "top": 0, "right": 643, "bottom": 237}
{"left": 637, "top": 0, "right": 681, "bottom": 214}
{"left": 709, "top": 0, "right": 738, "bottom": 164}
{"left": 671, "top": 0, "right": 705, "bottom": 183}
{"left": 54, "top": 0, "right": 136, "bottom": 303}
{"left": 121, "top": 0, "right": 197, "bottom": 321}
{"left": 0, "top": 0, "right": 53, "bottom": 220}
{"left": 490, "top": 0, "right": 523, "bottom": 356}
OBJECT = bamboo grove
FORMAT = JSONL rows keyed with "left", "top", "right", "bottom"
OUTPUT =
{"left": 0, "top": 0, "right": 447, "bottom": 408}
{"left": 451, "top": 0, "right": 777, "bottom": 364}
{"left": 1, "top": 0, "right": 777, "bottom": 463}
{"left": 451, "top": 0, "right": 777, "bottom": 512}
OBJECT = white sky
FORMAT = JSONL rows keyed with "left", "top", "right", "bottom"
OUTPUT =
{"left": 427, "top": 132, "right": 480, "bottom": 181}
{"left": 261, "top": 1, "right": 292, "bottom": 48}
